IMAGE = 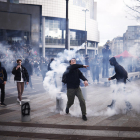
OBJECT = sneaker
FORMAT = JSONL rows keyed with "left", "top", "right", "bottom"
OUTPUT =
{"left": 82, "top": 115, "right": 87, "bottom": 121}
{"left": 17, "top": 98, "right": 20, "bottom": 103}
{"left": 65, "top": 108, "right": 69, "bottom": 114}
{"left": 19, "top": 101, "right": 21, "bottom": 106}
{"left": 0, "top": 103, "right": 7, "bottom": 106}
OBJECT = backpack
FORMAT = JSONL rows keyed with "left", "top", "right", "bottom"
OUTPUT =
{"left": 121, "top": 65, "right": 128, "bottom": 79}
{"left": 0, "top": 69, "right": 4, "bottom": 84}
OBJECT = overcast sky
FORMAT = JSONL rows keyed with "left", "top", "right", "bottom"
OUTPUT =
{"left": 95, "top": 0, "right": 138, "bottom": 46}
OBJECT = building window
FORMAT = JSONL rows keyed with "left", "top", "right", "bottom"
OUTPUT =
{"left": 0, "top": 0, "right": 7, "bottom": 2}
{"left": 70, "top": 30, "right": 86, "bottom": 46}
{"left": 73, "top": 0, "right": 86, "bottom": 8}
{"left": 10, "top": 0, "right": 19, "bottom": 3}
{"left": 88, "top": 41, "right": 95, "bottom": 47}
{"left": 45, "top": 18, "right": 65, "bottom": 45}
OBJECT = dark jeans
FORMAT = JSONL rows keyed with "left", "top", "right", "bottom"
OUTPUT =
{"left": 102, "top": 61, "right": 109, "bottom": 78}
{"left": 67, "top": 87, "right": 86, "bottom": 115}
{"left": 25, "top": 76, "right": 32, "bottom": 88}
{"left": 0, "top": 84, "right": 5, "bottom": 103}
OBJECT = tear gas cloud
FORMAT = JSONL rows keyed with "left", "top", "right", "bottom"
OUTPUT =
{"left": 43, "top": 43, "right": 140, "bottom": 117}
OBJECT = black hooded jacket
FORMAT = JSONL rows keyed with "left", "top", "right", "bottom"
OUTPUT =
{"left": 0, "top": 62, "right": 7, "bottom": 84}
{"left": 109, "top": 57, "right": 127, "bottom": 83}
{"left": 62, "top": 64, "right": 87, "bottom": 89}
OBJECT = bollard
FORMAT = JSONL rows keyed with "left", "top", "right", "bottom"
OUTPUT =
{"left": 81, "top": 87, "right": 87, "bottom": 101}
{"left": 21, "top": 99, "right": 31, "bottom": 122}
{"left": 56, "top": 92, "right": 64, "bottom": 111}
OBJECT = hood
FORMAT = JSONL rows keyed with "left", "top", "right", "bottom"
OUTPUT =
{"left": 25, "top": 58, "right": 29, "bottom": 64}
{"left": 109, "top": 57, "right": 118, "bottom": 66}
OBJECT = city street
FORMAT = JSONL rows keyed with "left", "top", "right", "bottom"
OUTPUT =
{"left": 0, "top": 74, "right": 140, "bottom": 139}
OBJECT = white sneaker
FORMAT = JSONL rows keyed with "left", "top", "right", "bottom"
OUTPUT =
{"left": 20, "top": 101, "right": 21, "bottom": 106}
{"left": 17, "top": 98, "right": 20, "bottom": 103}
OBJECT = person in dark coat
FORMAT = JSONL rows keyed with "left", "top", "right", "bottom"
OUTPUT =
{"left": 108, "top": 57, "right": 127, "bottom": 84}
{"left": 102, "top": 45, "right": 111, "bottom": 78}
{"left": 40, "top": 60, "right": 48, "bottom": 81}
{"left": 48, "top": 58, "right": 54, "bottom": 71}
{"left": 90, "top": 56, "right": 100, "bottom": 83}
{"left": 12, "top": 59, "right": 29, "bottom": 105}
{"left": 22, "top": 58, "right": 34, "bottom": 89}
{"left": 62, "top": 58, "right": 88, "bottom": 121}
{"left": 0, "top": 62, "right": 7, "bottom": 106}
{"left": 108, "top": 57, "right": 132, "bottom": 110}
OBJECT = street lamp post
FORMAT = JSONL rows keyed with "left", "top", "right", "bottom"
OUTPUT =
{"left": 65, "top": 0, "right": 69, "bottom": 50}
{"left": 82, "top": 9, "right": 89, "bottom": 55}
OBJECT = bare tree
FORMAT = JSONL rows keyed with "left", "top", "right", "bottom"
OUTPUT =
{"left": 124, "top": 0, "right": 140, "bottom": 20}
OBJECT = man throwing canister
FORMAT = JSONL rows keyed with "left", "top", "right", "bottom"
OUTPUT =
{"left": 62, "top": 58, "right": 88, "bottom": 121}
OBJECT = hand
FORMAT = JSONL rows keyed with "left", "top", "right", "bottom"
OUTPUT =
{"left": 83, "top": 65, "right": 89, "bottom": 69}
{"left": 26, "top": 82, "right": 29, "bottom": 85}
{"left": 16, "top": 65, "right": 20, "bottom": 70}
{"left": 84, "top": 81, "right": 88, "bottom": 87}
{"left": 108, "top": 78, "right": 111, "bottom": 81}
{"left": 3, "top": 81, "right": 6, "bottom": 85}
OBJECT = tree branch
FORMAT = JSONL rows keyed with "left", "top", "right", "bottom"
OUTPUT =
{"left": 135, "top": 0, "right": 140, "bottom": 3}
{"left": 124, "top": 0, "right": 140, "bottom": 14}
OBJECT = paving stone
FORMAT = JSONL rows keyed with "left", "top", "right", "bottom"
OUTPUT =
{"left": 73, "top": 129, "right": 119, "bottom": 137}
{"left": 119, "top": 131, "right": 140, "bottom": 138}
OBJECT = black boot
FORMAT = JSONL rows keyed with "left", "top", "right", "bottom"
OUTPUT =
{"left": 107, "top": 100, "right": 115, "bottom": 109}
{"left": 65, "top": 107, "right": 69, "bottom": 114}
{"left": 82, "top": 115, "right": 87, "bottom": 121}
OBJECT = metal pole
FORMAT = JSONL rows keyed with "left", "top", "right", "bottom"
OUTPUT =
{"left": 85, "top": 10, "right": 87, "bottom": 55}
{"left": 65, "top": 0, "right": 69, "bottom": 50}
{"left": 82, "top": 9, "right": 88, "bottom": 55}
{"left": 42, "top": 17, "right": 45, "bottom": 58}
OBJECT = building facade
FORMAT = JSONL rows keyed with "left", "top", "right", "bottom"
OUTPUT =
{"left": 123, "top": 26, "right": 140, "bottom": 56}
{"left": 0, "top": 0, "right": 41, "bottom": 49}
{"left": 111, "top": 37, "right": 123, "bottom": 56}
{"left": 0, "top": 0, "right": 99, "bottom": 57}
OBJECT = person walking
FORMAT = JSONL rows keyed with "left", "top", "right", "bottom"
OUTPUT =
{"left": 22, "top": 58, "right": 34, "bottom": 89}
{"left": 0, "top": 62, "right": 7, "bottom": 106}
{"left": 40, "top": 59, "right": 48, "bottom": 81}
{"left": 12, "top": 59, "right": 29, "bottom": 105}
{"left": 108, "top": 57, "right": 132, "bottom": 110}
{"left": 62, "top": 58, "right": 88, "bottom": 121}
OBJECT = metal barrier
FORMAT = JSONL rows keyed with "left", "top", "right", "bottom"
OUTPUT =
{"left": 56, "top": 92, "right": 64, "bottom": 111}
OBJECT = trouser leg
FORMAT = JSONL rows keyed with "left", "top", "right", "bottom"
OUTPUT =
{"left": 21, "top": 82, "right": 24, "bottom": 98}
{"left": 66, "top": 89, "right": 75, "bottom": 109}
{"left": 106, "top": 62, "right": 109, "bottom": 77}
{"left": 76, "top": 87, "right": 86, "bottom": 115}
{"left": 102, "top": 63, "right": 105, "bottom": 78}
{"left": 0, "top": 84, "right": 5, "bottom": 103}
{"left": 29, "top": 76, "right": 32, "bottom": 88}
{"left": 17, "top": 82, "right": 22, "bottom": 101}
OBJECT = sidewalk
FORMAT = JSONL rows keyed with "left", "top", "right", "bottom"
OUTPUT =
{"left": 0, "top": 78, "right": 140, "bottom": 139}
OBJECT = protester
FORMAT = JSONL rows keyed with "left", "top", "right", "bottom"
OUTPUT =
{"left": 102, "top": 44, "right": 111, "bottom": 78}
{"left": 22, "top": 58, "right": 34, "bottom": 89}
{"left": 62, "top": 58, "right": 88, "bottom": 121}
{"left": 48, "top": 58, "right": 54, "bottom": 71}
{"left": 12, "top": 59, "right": 29, "bottom": 105}
{"left": 40, "top": 59, "right": 48, "bottom": 81}
{"left": 0, "top": 62, "right": 7, "bottom": 106}
{"left": 108, "top": 57, "right": 132, "bottom": 110}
